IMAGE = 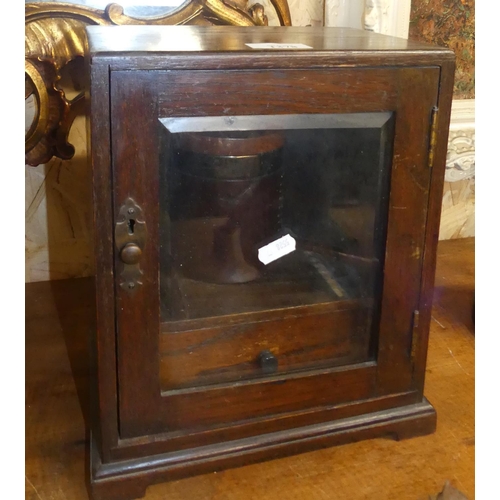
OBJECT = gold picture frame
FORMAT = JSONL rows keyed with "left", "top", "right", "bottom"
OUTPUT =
{"left": 25, "top": 1, "right": 292, "bottom": 166}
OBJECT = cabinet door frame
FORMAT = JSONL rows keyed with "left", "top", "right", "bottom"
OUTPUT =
{"left": 108, "top": 66, "right": 439, "bottom": 441}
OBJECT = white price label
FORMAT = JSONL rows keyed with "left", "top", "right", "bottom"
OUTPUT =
{"left": 258, "top": 234, "right": 296, "bottom": 265}
{"left": 246, "top": 43, "right": 313, "bottom": 50}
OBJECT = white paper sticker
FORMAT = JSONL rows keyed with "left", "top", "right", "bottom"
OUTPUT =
{"left": 258, "top": 234, "right": 296, "bottom": 265}
{"left": 246, "top": 43, "right": 313, "bottom": 50}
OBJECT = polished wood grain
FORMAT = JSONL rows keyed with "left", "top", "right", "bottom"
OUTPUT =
{"left": 159, "top": 300, "right": 371, "bottom": 390}
{"left": 87, "top": 59, "right": 120, "bottom": 462}
{"left": 86, "top": 26, "right": 455, "bottom": 73}
{"left": 25, "top": 237, "right": 475, "bottom": 500}
{"left": 414, "top": 59, "right": 456, "bottom": 396}
{"left": 87, "top": 25, "right": 453, "bottom": 55}
{"left": 110, "top": 70, "right": 163, "bottom": 439}
{"left": 155, "top": 68, "right": 400, "bottom": 116}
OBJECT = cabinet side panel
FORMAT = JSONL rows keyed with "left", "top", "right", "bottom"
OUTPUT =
{"left": 87, "top": 59, "right": 119, "bottom": 461}
{"left": 110, "top": 71, "right": 162, "bottom": 438}
{"left": 375, "top": 67, "right": 440, "bottom": 394}
{"left": 414, "top": 59, "right": 456, "bottom": 393}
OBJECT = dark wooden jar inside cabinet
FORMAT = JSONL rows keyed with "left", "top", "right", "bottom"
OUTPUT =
{"left": 86, "top": 25, "right": 455, "bottom": 500}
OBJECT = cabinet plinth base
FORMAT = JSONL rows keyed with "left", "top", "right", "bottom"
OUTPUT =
{"left": 90, "top": 399, "right": 436, "bottom": 500}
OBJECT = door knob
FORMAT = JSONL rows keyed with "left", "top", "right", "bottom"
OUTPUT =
{"left": 120, "top": 243, "right": 142, "bottom": 265}
{"left": 259, "top": 350, "right": 278, "bottom": 374}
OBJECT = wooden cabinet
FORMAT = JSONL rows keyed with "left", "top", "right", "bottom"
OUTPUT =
{"left": 86, "top": 25, "right": 455, "bottom": 500}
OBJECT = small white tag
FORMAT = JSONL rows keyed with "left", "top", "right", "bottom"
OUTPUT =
{"left": 246, "top": 43, "right": 313, "bottom": 50}
{"left": 258, "top": 234, "right": 296, "bottom": 265}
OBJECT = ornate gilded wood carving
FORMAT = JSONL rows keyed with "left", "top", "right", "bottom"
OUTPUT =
{"left": 25, "top": 1, "right": 292, "bottom": 166}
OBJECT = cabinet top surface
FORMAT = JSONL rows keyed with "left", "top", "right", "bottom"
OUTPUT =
{"left": 87, "top": 25, "right": 453, "bottom": 60}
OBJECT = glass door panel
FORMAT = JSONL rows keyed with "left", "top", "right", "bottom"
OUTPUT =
{"left": 158, "top": 113, "right": 394, "bottom": 391}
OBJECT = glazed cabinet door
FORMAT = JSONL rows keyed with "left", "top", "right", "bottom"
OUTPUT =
{"left": 110, "top": 67, "right": 439, "bottom": 439}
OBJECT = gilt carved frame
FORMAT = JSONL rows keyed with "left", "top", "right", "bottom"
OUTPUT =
{"left": 25, "top": 1, "right": 292, "bottom": 166}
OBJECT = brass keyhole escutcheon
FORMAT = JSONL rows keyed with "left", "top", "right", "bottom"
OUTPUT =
{"left": 120, "top": 243, "right": 142, "bottom": 265}
{"left": 115, "top": 198, "right": 147, "bottom": 293}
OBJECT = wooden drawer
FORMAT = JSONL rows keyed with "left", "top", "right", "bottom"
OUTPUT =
{"left": 160, "top": 299, "right": 374, "bottom": 391}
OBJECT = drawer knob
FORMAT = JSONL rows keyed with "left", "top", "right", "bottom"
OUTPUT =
{"left": 259, "top": 350, "right": 278, "bottom": 374}
{"left": 120, "top": 243, "right": 142, "bottom": 265}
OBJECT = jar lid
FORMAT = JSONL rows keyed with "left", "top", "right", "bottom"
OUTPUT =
{"left": 177, "top": 131, "right": 285, "bottom": 157}
{"left": 174, "top": 149, "right": 282, "bottom": 180}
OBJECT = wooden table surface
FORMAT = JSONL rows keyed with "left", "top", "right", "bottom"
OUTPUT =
{"left": 25, "top": 238, "right": 475, "bottom": 500}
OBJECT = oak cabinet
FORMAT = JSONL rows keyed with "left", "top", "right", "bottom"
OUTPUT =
{"left": 86, "top": 25, "right": 454, "bottom": 500}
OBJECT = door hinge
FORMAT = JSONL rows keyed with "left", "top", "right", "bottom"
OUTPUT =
{"left": 410, "top": 309, "right": 420, "bottom": 363}
{"left": 428, "top": 106, "right": 439, "bottom": 169}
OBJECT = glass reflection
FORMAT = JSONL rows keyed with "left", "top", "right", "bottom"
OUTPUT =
{"left": 157, "top": 112, "right": 395, "bottom": 390}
